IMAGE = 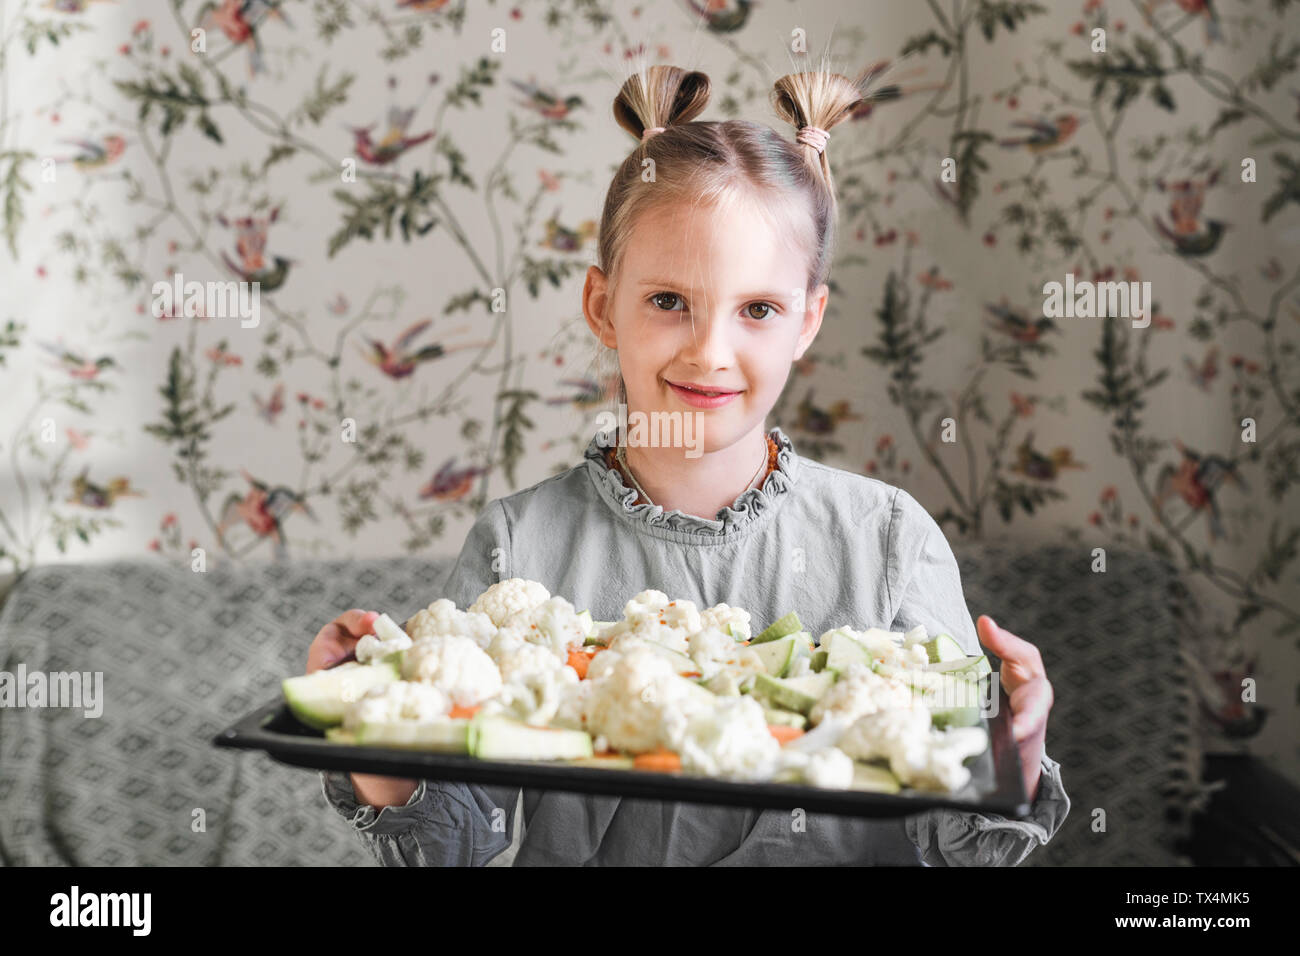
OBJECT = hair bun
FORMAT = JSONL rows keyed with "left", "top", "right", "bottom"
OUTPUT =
{"left": 772, "top": 65, "right": 880, "bottom": 194}
{"left": 613, "top": 65, "right": 712, "bottom": 142}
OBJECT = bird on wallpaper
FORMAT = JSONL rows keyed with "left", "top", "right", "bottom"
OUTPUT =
{"left": 1010, "top": 432, "right": 1084, "bottom": 482}
{"left": 41, "top": 0, "right": 114, "bottom": 13}
{"left": 997, "top": 114, "right": 1081, "bottom": 153}
{"left": 349, "top": 106, "right": 435, "bottom": 165}
{"left": 217, "top": 468, "right": 315, "bottom": 560}
{"left": 215, "top": 208, "right": 294, "bottom": 292}
{"left": 1184, "top": 345, "right": 1219, "bottom": 391}
{"left": 985, "top": 303, "right": 1056, "bottom": 345}
{"left": 1154, "top": 439, "right": 1247, "bottom": 543}
{"left": 1154, "top": 168, "right": 1220, "bottom": 234}
{"left": 540, "top": 210, "right": 598, "bottom": 252}
{"left": 1144, "top": 0, "right": 1223, "bottom": 44}
{"left": 396, "top": 0, "right": 453, "bottom": 10}
{"left": 793, "top": 389, "right": 862, "bottom": 437}
{"left": 68, "top": 468, "right": 142, "bottom": 508}
{"left": 682, "top": 0, "right": 756, "bottom": 33}
{"left": 509, "top": 79, "right": 584, "bottom": 121}
{"left": 357, "top": 319, "right": 492, "bottom": 380}
{"left": 197, "top": 0, "right": 293, "bottom": 77}
{"left": 544, "top": 377, "right": 608, "bottom": 409}
{"left": 221, "top": 252, "right": 292, "bottom": 291}
{"left": 38, "top": 341, "right": 117, "bottom": 380}
{"left": 52, "top": 134, "right": 126, "bottom": 171}
{"left": 1154, "top": 217, "right": 1227, "bottom": 257}
{"left": 253, "top": 383, "right": 285, "bottom": 424}
{"left": 418, "top": 457, "right": 488, "bottom": 502}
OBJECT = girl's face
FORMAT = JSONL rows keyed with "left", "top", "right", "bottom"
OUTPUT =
{"left": 584, "top": 194, "right": 827, "bottom": 454}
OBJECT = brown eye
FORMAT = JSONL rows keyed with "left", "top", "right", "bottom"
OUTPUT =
{"left": 747, "top": 303, "right": 774, "bottom": 320}
{"left": 651, "top": 292, "right": 684, "bottom": 311}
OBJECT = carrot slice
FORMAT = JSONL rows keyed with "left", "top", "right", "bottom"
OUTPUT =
{"left": 448, "top": 704, "right": 481, "bottom": 719}
{"left": 767, "top": 724, "right": 805, "bottom": 744}
{"left": 633, "top": 749, "right": 682, "bottom": 772}
{"left": 567, "top": 646, "right": 597, "bottom": 678}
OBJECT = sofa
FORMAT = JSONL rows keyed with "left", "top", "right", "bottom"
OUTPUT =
{"left": 0, "top": 542, "right": 1201, "bottom": 866}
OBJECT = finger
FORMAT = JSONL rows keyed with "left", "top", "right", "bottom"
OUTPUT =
{"left": 306, "top": 626, "right": 352, "bottom": 673}
{"left": 306, "top": 611, "right": 377, "bottom": 673}
{"left": 977, "top": 615, "right": 1045, "bottom": 679}
{"left": 1010, "top": 678, "right": 1053, "bottom": 743}
{"left": 336, "top": 608, "right": 380, "bottom": 640}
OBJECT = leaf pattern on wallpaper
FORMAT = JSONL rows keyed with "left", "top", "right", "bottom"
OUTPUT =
{"left": 0, "top": 0, "right": 1298, "bottom": 739}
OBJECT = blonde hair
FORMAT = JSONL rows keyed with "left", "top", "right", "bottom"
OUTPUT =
{"left": 593, "top": 62, "right": 876, "bottom": 409}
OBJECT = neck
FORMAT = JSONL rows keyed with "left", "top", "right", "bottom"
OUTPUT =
{"left": 621, "top": 421, "right": 771, "bottom": 519}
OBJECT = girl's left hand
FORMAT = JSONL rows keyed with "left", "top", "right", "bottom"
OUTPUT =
{"left": 976, "top": 615, "right": 1055, "bottom": 803}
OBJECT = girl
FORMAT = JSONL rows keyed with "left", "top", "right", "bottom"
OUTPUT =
{"left": 308, "top": 64, "right": 1069, "bottom": 866}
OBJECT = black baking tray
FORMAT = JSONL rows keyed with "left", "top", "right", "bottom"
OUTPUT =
{"left": 214, "top": 685, "right": 1029, "bottom": 819}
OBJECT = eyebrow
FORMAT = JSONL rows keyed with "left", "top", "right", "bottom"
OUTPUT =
{"left": 634, "top": 279, "right": 796, "bottom": 300}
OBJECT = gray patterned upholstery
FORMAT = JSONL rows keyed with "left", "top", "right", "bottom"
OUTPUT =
{"left": 0, "top": 543, "right": 1198, "bottom": 866}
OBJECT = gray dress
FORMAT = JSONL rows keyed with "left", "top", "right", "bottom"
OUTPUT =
{"left": 320, "top": 426, "right": 1071, "bottom": 865}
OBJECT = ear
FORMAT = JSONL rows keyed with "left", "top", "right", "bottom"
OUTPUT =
{"left": 583, "top": 265, "right": 618, "bottom": 349}
{"left": 793, "top": 282, "right": 828, "bottom": 359}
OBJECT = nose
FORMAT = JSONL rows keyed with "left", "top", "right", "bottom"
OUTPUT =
{"left": 676, "top": 306, "right": 737, "bottom": 373}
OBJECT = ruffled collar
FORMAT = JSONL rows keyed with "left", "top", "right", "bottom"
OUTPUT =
{"left": 583, "top": 425, "right": 800, "bottom": 537}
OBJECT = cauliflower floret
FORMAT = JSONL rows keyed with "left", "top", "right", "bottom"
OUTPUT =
{"left": 343, "top": 680, "right": 451, "bottom": 730}
{"left": 469, "top": 578, "right": 550, "bottom": 627}
{"left": 355, "top": 612, "right": 414, "bottom": 663}
{"left": 839, "top": 709, "right": 987, "bottom": 792}
{"left": 900, "top": 625, "right": 929, "bottom": 648}
{"left": 776, "top": 745, "right": 856, "bottom": 788}
{"left": 699, "top": 603, "right": 752, "bottom": 641}
{"left": 405, "top": 598, "right": 497, "bottom": 650}
{"left": 402, "top": 634, "right": 503, "bottom": 707}
{"left": 677, "top": 695, "right": 781, "bottom": 781}
{"left": 803, "top": 746, "right": 855, "bottom": 789}
{"left": 808, "top": 661, "right": 918, "bottom": 727}
{"left": 501, "top": 596, "right": 586, "bottom": 659}
{"left": 481, "top": 664, "right": 581, "bottom": 727}
{"left": 551, "top": 675, "right": 594, "bottom": 731}
{"left": 604, "top": 621, "right": 690, "bottom": 656}
{"left": 584, "top": 646, "right": 713, "bottom": 753}
{"left": 818, "top": 626, "right": 931, "bottom": 669}
{"left": 601, "top": 590, "right": 703, "bottom": 655}
{"left": 687, "top": 625, "right": 742, "bottom": 678}
{"left": 489, "top": 630, "right": 567, "bottom": 683}
{"left": 622, "top": 589, "right": 671, "bottom": 623}
{"left": 854, "top": 627, "right": 930, "bottom": 668}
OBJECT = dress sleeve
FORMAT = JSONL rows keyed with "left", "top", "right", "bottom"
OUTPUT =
{"left": 904, "top": 751, "right": 1072, "bottom": 866}
{"left": 887, "top": 488, "right": 1072, "bottom": 865}
{"left": 317, "top": 499, "right": 521, "bottom": 865}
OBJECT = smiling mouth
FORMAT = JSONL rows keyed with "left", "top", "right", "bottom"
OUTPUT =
{"left": 667, "top": 381, "right": 741, "bottom": 397}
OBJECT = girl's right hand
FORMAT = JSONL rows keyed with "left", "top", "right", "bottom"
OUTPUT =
{"left": 306, "top": 608, "right": 379, "bottom": 674}
{"left": 307, "top": 609, "right": 420, "bottom": 809}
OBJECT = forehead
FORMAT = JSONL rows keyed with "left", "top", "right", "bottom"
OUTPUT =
{"left": 622, "top": 193, "right": 812, "bottom": 293}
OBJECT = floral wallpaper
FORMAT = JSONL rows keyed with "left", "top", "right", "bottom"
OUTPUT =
{"left": 0, "top": 0, "right": 1297, "bottom": 779}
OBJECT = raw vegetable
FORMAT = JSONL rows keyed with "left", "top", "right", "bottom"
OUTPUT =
{"left": 751, "top": 633, "right": 807, "bottom": 677}
{"left": 632, "top": 749, "right": 682, "bottom": 772}
{"left": 283, "top": 657, "right": 401, "bottom": 730}
{"left": 752, "top": 671, "right": 835, "bottom": 715}
{"left": 767, "top": 724, "right": 805, "bottom": 744}
{"left": 849, "top": 763, "right": 902, "bottom": 793}
{"left": 751, "top": 611, "right": 802, "bottom": 645}
{"left": 470, "top": 714, "right": 593, "bottom": 760}
{"left": 355, "top": 718, "right": 472, "bottom": 752}
{"left": 921, "top": 633, "right": 966, "bottom": 664}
